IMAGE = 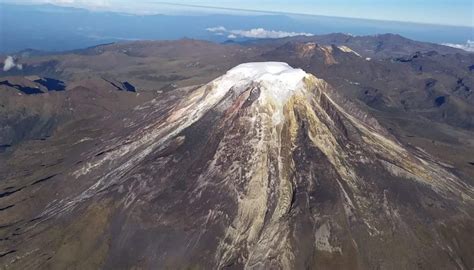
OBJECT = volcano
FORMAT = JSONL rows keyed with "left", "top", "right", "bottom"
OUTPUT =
{"left": 2, "top": 62, "right": 473, "bottom": 269}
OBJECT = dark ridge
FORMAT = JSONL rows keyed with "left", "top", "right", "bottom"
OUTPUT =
{"left": 468, "top": 162, "right": 474, "bottom": 166}
{"left": 0, "top": 205, "right": 14, "bottom": 211}
{"left": 0, "top": 250, "right": 16, "bottom": 258}
{"left": 0, "top": 219, "right": 23, "bottom": 229}
{"left": 102, "top": 78, "right": 135, "bottom": 92}
{"left": 95, "top": 147, "right": 117, "bottom": 157}
{"left": 455, "top": 78, "right": 471, "bottom": 93}
{"left": 34, "top": 77, "right": 66, "bottom": 91}
{"left": 0, "top": 144, "right": 11, "bottom": 153}
{"left": 0, "top": 80, "right": 43, "bottom": 94}
{"left": 394, "top": 57, "right": 412, "bottom": 63}
{"left": 0, "top": 186, "right": 25, "bottom": 198}
{"left": 31, "top": 174, "right": 57, "bottom": 186}
{"left": 12, "top": 227, "right": 22, "bottom": 236}
{"left": 424, "top": 51, "right": 438, "bottom": 57}
{"left": 425, "top": 79, "right": 437, "bottom": 88}
{"left": 122, "top": 81, "right": 136, "bottom": 92}
{"left": 104, "top": 79, "right": 123, "bottom": 91}
{"left": 40, "top": 162, "right": 61, "bottom": 168}
{"left": 394, "top": 52, "right": 423, "bottom": 63}
{"left": 222, "top": 39, "right": 237, "bottom": 45}
{"left": 85, "top": 42, "right": 116, "bottom": 49}
{"left": 71, "top": 42, "right": 116, "bottom": 55}
{"left": 95, "top": 151, "right": 107, "bottom": 157}
{"left": 242, "top": 85, "right": 261, "bottom": 109}
{"left": 434, "top": 96, "right": 446, "bottom": 107}
{"left": 29, "top": 217, "right": 42, "bottom": 223}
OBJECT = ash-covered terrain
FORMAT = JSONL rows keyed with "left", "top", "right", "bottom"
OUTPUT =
{"left": 0, "top": 35, "right": 473, "bottom": 269}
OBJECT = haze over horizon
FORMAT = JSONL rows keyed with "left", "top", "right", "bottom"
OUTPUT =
{"left": 2, "top": 0, "right": 474, "bottom": 27}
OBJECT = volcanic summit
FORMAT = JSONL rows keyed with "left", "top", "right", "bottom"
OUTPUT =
{"left": 2, "top": 62, "right": 473, "bottom": 269}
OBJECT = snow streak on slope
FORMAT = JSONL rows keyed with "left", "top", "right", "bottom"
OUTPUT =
{"left": 41, "top": 62, "right": 309, "bottom": 217}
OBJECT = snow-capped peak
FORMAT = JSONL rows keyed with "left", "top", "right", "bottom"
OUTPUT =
{"left": 211, "top": 62, "right": 310, "bottom": 124}
{"left": 225, "top": 62, "right": 307, "bottom": 87}
{"left": 211, "top": 62, "right": 310, "bottom": 123}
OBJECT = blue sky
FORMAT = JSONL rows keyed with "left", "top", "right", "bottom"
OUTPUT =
{"left": 4, "top": 0, "right": 474, "bottom": 26}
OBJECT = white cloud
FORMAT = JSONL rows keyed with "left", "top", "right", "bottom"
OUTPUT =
{"left": 230, "top": 28, "right": 313, "bottom": 39}
{"left": 206, "top": 26, "right": 227, "bottom": 32}
{"left": 206, "top": 26, "right": 313, "bottom": 39}
{"left": 442, "top": 40, "right": 474, "bottom": 52}
{"left": 3, "top": 56, "right": 23, "bottom": 72}
{"left": 50, "top": 0, "right": 75, "bottom": 3}
{"left": 37, "top": 0, "right": 111, "bottom": 9}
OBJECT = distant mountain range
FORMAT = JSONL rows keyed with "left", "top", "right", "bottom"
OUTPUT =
{"left": 0, "top": 3, "right": 473, "bottom": 53}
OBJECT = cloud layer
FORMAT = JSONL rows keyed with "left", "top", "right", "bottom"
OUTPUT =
{"left": 206, "top": 26, "right": 313, "bottom": 39}
{"left": 442, "top": 40, "right": 474, "bottom": 52}
{"left": 3, "top": 56, "right": 23, "bottom": 72}
{"left": 26, "top": 0, "right": 112, "bottom": 10}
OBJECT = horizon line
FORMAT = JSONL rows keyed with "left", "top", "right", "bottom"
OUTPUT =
{"left": 1, "top": 1, "right": 472, "bottom": 28}
{"left": 143, "top": 1, "right": 474, "bottom": 28}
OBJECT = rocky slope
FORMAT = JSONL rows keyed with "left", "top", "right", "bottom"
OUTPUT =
{"left": 257, "top": 41, "right": 474, "bottom": 183}
{"left": 1, "top": 62, "right": 472, "bottom": 269}
{"left": 0, "top": 76, "right": 149, "bottom": 153}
